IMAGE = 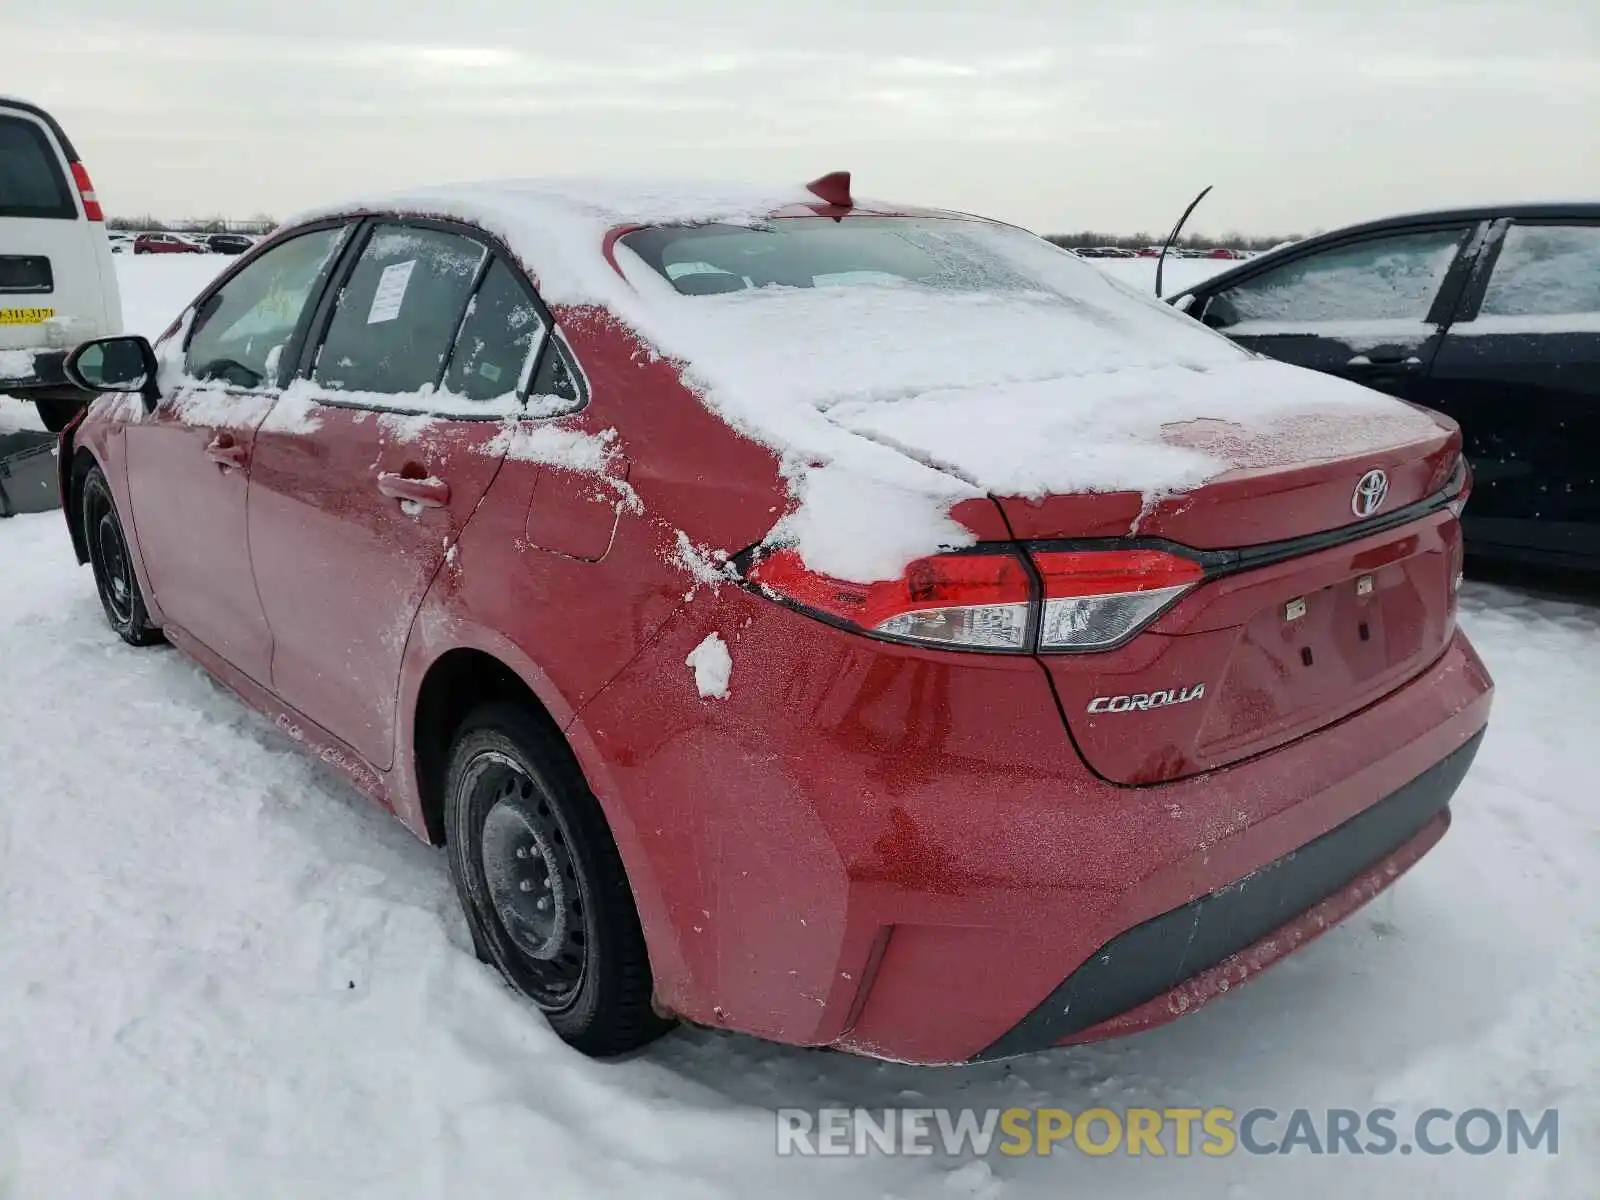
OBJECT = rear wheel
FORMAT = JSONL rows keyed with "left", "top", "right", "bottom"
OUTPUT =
{"left": 81, "top": 466, "right": 162, "bottom": 646}
{"left": 443, "top": 702, "right": 669, "bottom": 1056}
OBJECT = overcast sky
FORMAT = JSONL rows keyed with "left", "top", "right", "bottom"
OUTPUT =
{"left": 5, "top": 1, "right": 1596, "bottom": 235}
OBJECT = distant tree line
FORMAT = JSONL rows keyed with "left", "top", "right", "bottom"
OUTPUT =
{"left": 104, "top": 213, "right": 1300, "bottom": 250}
{"left": 108, "top": 214, "right": 278, "bottom": 234}
{"left": 1044, "top": 230, "right": 1306, "bottom": 251}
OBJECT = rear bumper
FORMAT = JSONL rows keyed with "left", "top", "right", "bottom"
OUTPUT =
{"left": 975, "top": 728, "right": 1481, "bottom": 1060}
{"left": 576, "top": 586, "right": 1493, "bottom": 1065}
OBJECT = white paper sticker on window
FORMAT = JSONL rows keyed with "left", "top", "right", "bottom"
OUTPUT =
{"left": 367, "top": 260, "right": 416, "bottom": 324}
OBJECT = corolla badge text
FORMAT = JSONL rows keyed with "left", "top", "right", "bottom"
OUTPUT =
{"left": 1087, "top": 684, "right": 1206, "bottom": 714}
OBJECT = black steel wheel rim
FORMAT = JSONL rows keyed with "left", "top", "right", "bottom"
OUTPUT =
{"left": 468, "top": 751, "right": 587, "bottom": 1005}
{"left": 91, "top": 497, "right": 134, "bottom": 626}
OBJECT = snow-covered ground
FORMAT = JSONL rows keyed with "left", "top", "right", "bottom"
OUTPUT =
{"left": 1099, "top": 256, "right": 1232, "bottom": 295}
{"left": 0, "top": 257, "right": 1593, "bottom": 1199}
{"left": 109, "top": 254, "right": 233, "bottom": 341}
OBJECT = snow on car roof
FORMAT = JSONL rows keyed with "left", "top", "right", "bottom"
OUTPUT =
{"left": 284, "top": 179, "right": 834, "bottom": 304}
{"left": 281, "top": 180, "right": 1443, "bottom": 582}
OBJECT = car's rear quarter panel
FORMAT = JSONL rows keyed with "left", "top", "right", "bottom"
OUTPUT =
{"left": 567, "top": 575, "right": 1491, "bottom": 1063}
{"left": 387, "top": 308, "right": 800, "bottom": 951}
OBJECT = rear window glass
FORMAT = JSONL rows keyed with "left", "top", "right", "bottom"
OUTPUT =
{"left": 623, "top": 220, "right": 1052, "bottom": 296}
{"left": 620, "top": 215, "right": 1248, "bottom": 386}
{"left": 1480, "top": 224, "right": 1600, "bottom": 318}
{"left": 0, "top": 115, "right": 75, "bottom": 220}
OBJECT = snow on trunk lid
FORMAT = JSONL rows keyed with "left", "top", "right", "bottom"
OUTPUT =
{"left": 993, "top": 408, "right": 1460, "bottom": 548}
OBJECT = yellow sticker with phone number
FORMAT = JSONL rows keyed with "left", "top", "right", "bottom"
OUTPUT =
{"left": 0, "top": 307, "right": 55, "bottom": 325}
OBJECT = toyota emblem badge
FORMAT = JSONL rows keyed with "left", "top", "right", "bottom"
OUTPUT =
{"left": 1353, "top": 469, "right": 1389, "bottom": 518}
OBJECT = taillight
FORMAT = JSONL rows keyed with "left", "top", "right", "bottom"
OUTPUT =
{"left": 69, "top": 162, "right": 104, "bottom": 221}
{"left": 743, "top": 544, "right": 1205, "bottom": 653}
{"left": 1032, "top": 548, "right": 1204, "bottom": 650}
{"left": 746, "top": 547, "right": 1032, "bottom": 651}
{"left": 1445, "top": 455, "right": 1471, "bottom": 518}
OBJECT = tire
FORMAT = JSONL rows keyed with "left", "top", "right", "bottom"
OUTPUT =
{"left": 80, "top": 466, "right": 163, "bottom": 646}
{"left": 444, "top": 701, "right": 669, "bottom": 1056}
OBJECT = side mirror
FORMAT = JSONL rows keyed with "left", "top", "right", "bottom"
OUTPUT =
{"left": 65, "top": 336, "right": 160, "bottom": 406}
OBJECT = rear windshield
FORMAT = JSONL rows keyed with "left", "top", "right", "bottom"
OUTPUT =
{"left": 619, "top": 214, "right": 1247, "bottom": 390}
{"left": 0, "top": 115, "right": 75, "bottom": 220}
{"left": 624, "top": 217, "right": 1119, "bottom": 298}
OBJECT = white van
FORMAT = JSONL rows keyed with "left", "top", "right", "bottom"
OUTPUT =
{"left": 0, "top": 96, "right": 121, "bottom": 431}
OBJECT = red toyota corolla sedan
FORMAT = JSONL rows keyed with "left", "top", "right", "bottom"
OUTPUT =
{"left": 56, "top": 174, "right": 1492, "bottom": 1063}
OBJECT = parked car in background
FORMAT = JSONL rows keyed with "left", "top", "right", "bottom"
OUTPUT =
{"left": 133, "top": 231, "right": 203, "bottom": 254}
{"left": 0, "top": 94, "right": 122, "bottom": 432}
{"left": 203, "top": 232, "right": 254, "bottom": 255}
{"left": 1170, "top": 203, "right": 1600, "bottom": 571}
{"left": 57, "top": 177, "right": 1489, "bottom": 1064}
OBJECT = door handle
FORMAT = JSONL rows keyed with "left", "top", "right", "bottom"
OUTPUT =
{"left": 205, "top": 434, "right": 248, "bottom": 469}
{"left": 376, "top": 472, "right": 450, "bottom": 508}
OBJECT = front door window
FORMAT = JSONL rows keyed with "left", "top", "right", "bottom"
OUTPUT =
{"left": 1204, "top": 228, "right": 1470, "bottom": 331}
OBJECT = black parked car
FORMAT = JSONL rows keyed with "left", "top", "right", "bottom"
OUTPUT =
{"left": 1170, "top": 204, "right": 1600, "bottom": 571}
{"left": 204, "top": 233, "right": 254, "bottom": 255}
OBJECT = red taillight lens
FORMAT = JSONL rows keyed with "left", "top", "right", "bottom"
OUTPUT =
{"left": 70, "top": 162, "right": 104, "bottom": 221}
{"left": 747, "top": 547, "right": 1032, "bottom": 651}
{"left": 1445, "top": 455, "right": 1471, "bottom": 518}
{"left": 743, "top": 545, "right": 1206, "bottom": 653}
{"left": 1032, "top": 548, "right": 1203, "bottom": 650}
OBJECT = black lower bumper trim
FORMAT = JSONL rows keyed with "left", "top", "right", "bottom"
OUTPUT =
{"left": 976, "top": 729, "right": 1484, "bottom": 1061}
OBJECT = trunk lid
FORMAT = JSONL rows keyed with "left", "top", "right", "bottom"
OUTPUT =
{"left": 1035, "top": 504, "right": 1464, "bottom": 785}
{"left": 827, "top": 354, "right": 1465, "bottom": 785}
{"left": 1000, "top": 419, "right": 1466, "bottom": 786}
{"left": 994, "top": 414, "right": 1459, "bottom": 547}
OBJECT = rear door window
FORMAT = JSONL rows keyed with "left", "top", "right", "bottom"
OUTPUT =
{"left": 1478, "top": 224, "right": 1600, "bottom": 321}
{"left": 440, "top": 257, "right": 545, "bottom": 404}
{"left": 184, "top": 225, "right": 350, "bottom": 390}
{"left": 1204, "top": 228, "right": 1471, "bottom": 329}
{"left": 313, "top": 224, "right": 486, "bottom": 397}
{"left": 529, "top": 338, "right": 584, "bottom": 412}
{"left": 0, "top": 114, "right": 74, "bottom": 219}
